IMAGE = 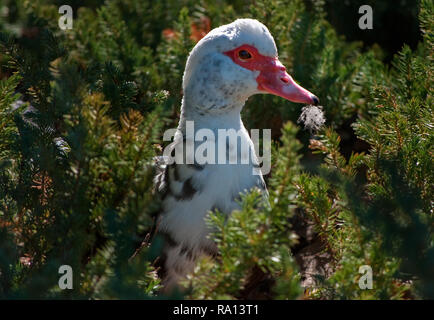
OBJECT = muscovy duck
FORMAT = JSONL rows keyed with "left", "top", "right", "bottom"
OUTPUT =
{"left": 153, "top": 18, "right": 318, "bottom": 292}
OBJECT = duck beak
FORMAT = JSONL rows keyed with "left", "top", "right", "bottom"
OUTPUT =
{"left": 257, "top": 59, "right": 319, "bottom": 105}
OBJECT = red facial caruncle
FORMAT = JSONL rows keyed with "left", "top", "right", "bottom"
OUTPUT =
{"left": 223, "top": 44, "right": 319, "bottom": 105}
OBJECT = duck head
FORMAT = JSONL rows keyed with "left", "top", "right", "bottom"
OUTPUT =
{"left": 182, "top": 18, "right": 318, "bottom": 115}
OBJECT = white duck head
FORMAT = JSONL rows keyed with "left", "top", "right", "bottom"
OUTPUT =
{"left": 180, "top": 18, "right": 318, "bottom": 124}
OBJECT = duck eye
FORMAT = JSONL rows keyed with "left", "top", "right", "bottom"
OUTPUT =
{"left": 238, "top": 50, "right": 252, "bottom": 60}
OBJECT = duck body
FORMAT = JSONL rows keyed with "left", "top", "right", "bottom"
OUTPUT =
{"left": 155, "top": 103, "right": 264, "bottom": 290}
{"left": 154, "top": 18, "right": 318, "bottom": 291}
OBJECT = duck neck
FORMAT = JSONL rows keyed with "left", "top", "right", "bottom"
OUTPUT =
{"left": 178, "top": 96, "right": 245, "bottom": 133}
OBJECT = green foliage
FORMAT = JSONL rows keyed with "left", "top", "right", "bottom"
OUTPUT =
{"left": 294, "top": 0, "right": 433, "bottom": 298}
{"left": 0, "top": 0, "right": 432, "bottom": 300}
{"left": 0, "top": 6, "right": 166, "bottom": 297}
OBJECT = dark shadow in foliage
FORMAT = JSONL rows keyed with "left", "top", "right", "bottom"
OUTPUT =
{"left": 324, "top": 0, "right": 420, "bottom": 63}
